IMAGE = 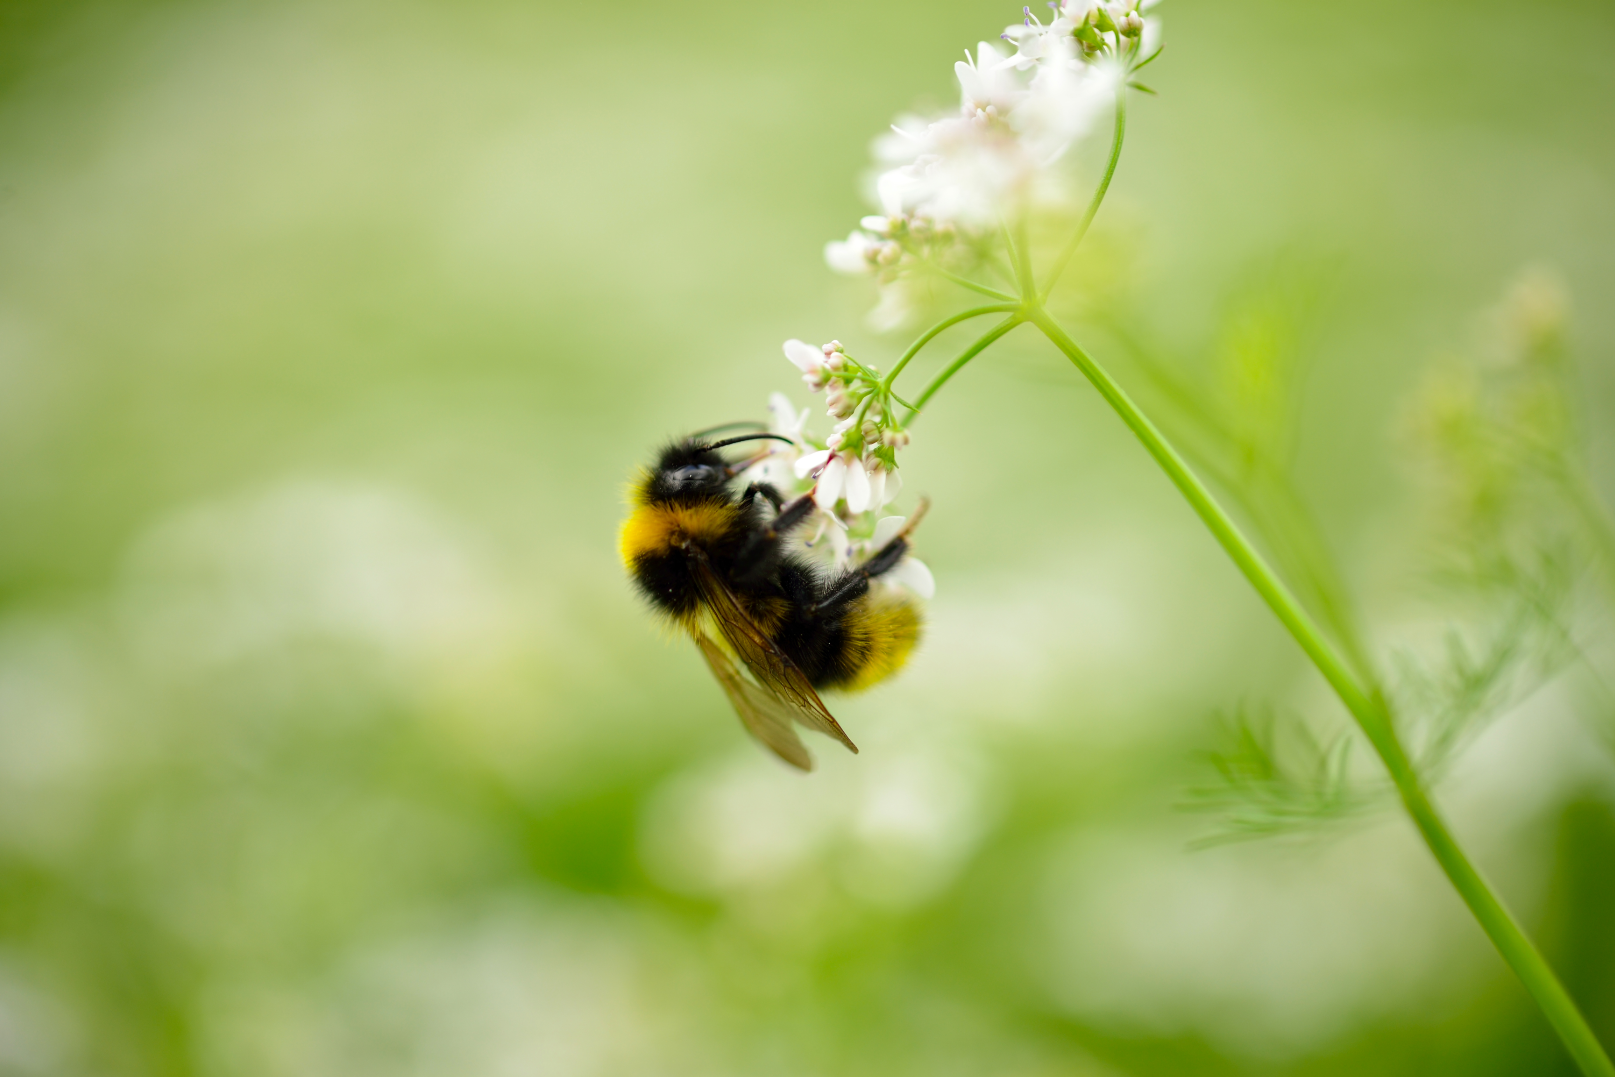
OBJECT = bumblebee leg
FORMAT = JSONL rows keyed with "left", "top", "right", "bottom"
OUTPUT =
{"left": 732, "top": 493, "right": 817, "bottom": 584}
{"left": 739, "top": 482, "right": 786, "bottom": 513}
{"left": 806, "top": 536, "right": 912, "bottom": 616}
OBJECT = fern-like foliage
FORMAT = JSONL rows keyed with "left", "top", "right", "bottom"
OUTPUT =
{"left": 1182, "top": 706, "right": 1383, "bottom": 846}
{"left": 1180, "top": 265, "right": 1614, "bottom": 847}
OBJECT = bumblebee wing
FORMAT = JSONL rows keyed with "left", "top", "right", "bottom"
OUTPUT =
{"left": 690, "top": 556, "right": 859, "bottom": 756}
{"left": 694, "top": 633, "right": 813, "bottom": 771}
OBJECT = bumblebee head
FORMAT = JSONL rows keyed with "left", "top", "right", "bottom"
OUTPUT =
{"left": 642, "top": 432, "right": 795, "bottom": 506}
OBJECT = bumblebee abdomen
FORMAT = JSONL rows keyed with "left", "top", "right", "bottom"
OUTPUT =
{"left": 839, "top": 593, "right": 923, "bottom": 691}
{"left": 785, "top": 591, "right": 922, "bottom": 693}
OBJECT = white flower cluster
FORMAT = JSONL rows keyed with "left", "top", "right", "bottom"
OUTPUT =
{"left": 736, "top": 343, "right": 932, "bottom": 599}
{"left": 777, "top": 338, "right": 906, "bottom": 514}
{"left": 825, "top": 0, "right": 1158, "bottom": 326}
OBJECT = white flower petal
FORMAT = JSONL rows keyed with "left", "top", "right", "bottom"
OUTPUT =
{"left": 768, "top": 392, "right": 798, "bottom": 433}
{"left": 783, "top": 338, "right": 825, "bottom": 372}
{"left": 814, "top": 456, "right": 847, "bottom": 507}
{"left": 844, "top": 462, "right": 871, "bottom": 513}
{"left": 824, "top": 233, "right": 874, "bottom": 275}
{"left": 888, "top": 557, "right": 936, "bottom": 600}
{"left": 825, "top": 520, "right": 851, "bottom": 568}
{"left": 872, "top": 516, "right": 905, "bottom": 549}
{"left": 876, "top": 169, "right": 915, "bottom": 218}
{"left": 753, "top": 455, "right": 794, "bottom": 489}
{"left": 865, "top": 468, "right": 886, "bottom": 512}
{"left": 794, "top": 449, "right": 832, "bottom": 479}
{"left": 955, "top": 58, "right": 987, "bottom": 109}
{"left": 880, "top": 469, "right": 903, "bottom": 506}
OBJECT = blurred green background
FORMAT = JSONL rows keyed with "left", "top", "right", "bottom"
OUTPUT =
{"left": 1, "top": 0, "right": 1613, "bottom": 1073}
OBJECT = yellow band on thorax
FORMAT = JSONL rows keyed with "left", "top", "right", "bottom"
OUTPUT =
{"left": 619, "top": 500, "right": 741, "bottom": 566}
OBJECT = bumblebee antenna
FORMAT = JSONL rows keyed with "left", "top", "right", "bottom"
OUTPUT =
{"left": 690, "top": 420, "right": 767, "bottom": 438}
{"left": 703, "top": 433, "right": 796, "bottom": 451}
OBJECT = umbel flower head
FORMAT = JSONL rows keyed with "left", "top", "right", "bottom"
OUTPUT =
{"left": 825, "top": 0, "right": 1159, "bottom": 327}
{"left": 736, "top": 343, "right": 933, "bottom": 599}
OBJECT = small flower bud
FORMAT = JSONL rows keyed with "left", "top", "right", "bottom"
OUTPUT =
{"left": 826, "top": 387, "right": 856, "bottom": 420}
{"left": 876, "top": 241, "right": 902, "bottom": 267}
{"left": 882, "top": 428, "right": 911, "bottom": 449}
{"left": 861, "top": 419, "right": 881, "bottom": 446}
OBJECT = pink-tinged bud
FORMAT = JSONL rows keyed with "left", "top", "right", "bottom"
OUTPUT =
{"left": 876, "top": 242, "right": 902, "bottom": 267}
{"left": 861, "top": 419, "right": 880, "bottom": 446}
{"left": 827, "top": 388, "right": 856, "bottom": 420}
{"left": 882, "top": 428, "right": 911, "bottom": 449}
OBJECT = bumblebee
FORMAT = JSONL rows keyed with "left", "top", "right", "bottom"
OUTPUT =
{"left": 619, "top": 431, "right": 926, "bottom": 769}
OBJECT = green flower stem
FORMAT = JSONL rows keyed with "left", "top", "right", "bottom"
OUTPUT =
{"left": 930, "top": 264, "right": 1018, "bottom": 303}
{"left": 1029, "top": 306, "right": 1615, "bottom": 1077}
{"left": 884, "top": 304, "right": 1023, "bottom": 392}
{"left": 906, "top": 314, "right": 1025, "bottom": 417}
{"left": 1040, "top": 91, "right": 1127, "bottom": 304}
{"left": 1002, "top": 220, "right": 1036, "bottom": 300}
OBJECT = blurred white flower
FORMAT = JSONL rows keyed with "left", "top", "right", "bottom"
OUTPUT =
{"left": 824, "top": 1, "right": 1157, "bottom": 327}
{"left": 825, "top": 229, "right": 898, "bottom": 275}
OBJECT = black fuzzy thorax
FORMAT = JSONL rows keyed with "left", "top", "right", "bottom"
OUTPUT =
{"left": 627, "top": 438, "right": 872, "bottom": 690}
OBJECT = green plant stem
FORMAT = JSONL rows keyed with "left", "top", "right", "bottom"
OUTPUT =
{"left": 1040, "top": 92, "right": 1127, "bottom": 303}
{"left": 930, "top": 264, "right": 1018, "bottom": 303}
{"left": 1001, "top": 220, "right": 1034, "bottom": 300}
{"left": 884, "top": 304, "right": 1022, "bottom": 391}
{"left": 907, "top": 315, "right": 1025, "bottom": 417}
{"left": 1029, "top": 306, "right": 1615, "bottom": 1077}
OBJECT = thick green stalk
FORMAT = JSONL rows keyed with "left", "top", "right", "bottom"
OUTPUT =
{"left": 1029, "top": 307, "right": 1615, "bottom": 1077}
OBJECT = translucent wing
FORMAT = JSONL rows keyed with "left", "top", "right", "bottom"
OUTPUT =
{"left": 694, "top": 633, "right": 813, "bottom": 770}
{"left": 688, "top": 554, "right": 859, "bottom": 761}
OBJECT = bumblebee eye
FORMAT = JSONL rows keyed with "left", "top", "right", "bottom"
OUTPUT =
{"left": 670, "top": 465, "right": 715, "bottom": 488}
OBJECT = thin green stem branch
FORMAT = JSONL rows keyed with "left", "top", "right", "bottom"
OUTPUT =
{"left": 1040, "top": 92, "right": 1127, "bottom": 303}
{"left": 1001, "top": 221, "right": 1034, "bottom": 300}
{"left": 930, "top": 264, "right": 1018, "bottom": 303}
{"left": 884, "top": 304, "right": 1022, "bottom": 391}
{"left": 1028, "top": 306, "right": 1614, "bottom": 1077}
{"left": 1015, "top": 215, "right": 1036, "bottom": 300}
{"left": 907, "top": 315, "right": 1024, "bottom": 418}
